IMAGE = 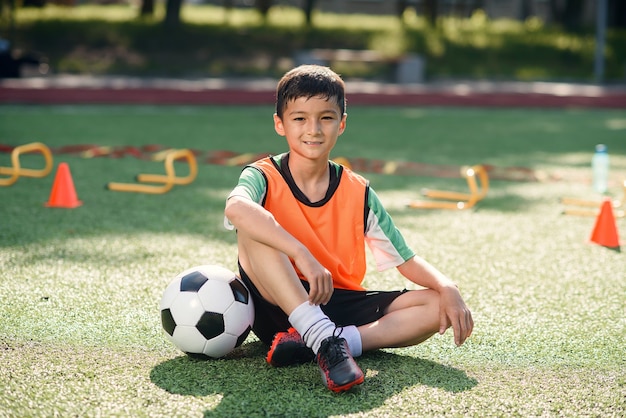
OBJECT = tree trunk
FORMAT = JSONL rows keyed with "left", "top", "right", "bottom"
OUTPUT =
{"left": 139, "top": 0, "right": 154, "bottom": 17}
{"left": 563, "top": 0, "right": 584, "bottom": 31}
{"left": 520, "top": 0, "right": 532, "bottom": 20}
{"left": 609, "top": 0, "right": 626, "bottom": 28}
{"left": 423, "top": 0, "right": 438, "bottom": 26}
{"left": 396, "top": 0, "right": 408, "bottom": 18}
{"left": 471, "top": 0, "right": 485, "bottom": 15}
{"left": 164, "top": 0, "right": 183, "bottom": 27}
{"left": 256, "top": 0, "right": 272, "bottom": 22}
{"left": 548, "top": 0, "right": 561, "bottom": 24}
{"left": 549, "top": 0, "right": 585, "bottom": 31}
{"left": 303, "top": 0, "right": 315, "bottom": 26}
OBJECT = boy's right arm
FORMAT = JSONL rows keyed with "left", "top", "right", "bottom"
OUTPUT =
{"left": 225, "top": 195, "right": 301, "bottom": 257}
{"left": 225, "top": 196, "right": 334, "bottom": 305}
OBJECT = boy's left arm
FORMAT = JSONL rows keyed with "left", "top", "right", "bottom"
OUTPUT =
{"left": 396, "top": 256, "right": 474, "bottom": 346}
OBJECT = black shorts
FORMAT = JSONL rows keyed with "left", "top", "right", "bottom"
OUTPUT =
{"left": 238, "top": 263, "right": 406, "bottom": 346}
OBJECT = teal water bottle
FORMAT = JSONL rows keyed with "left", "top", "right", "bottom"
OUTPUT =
{"left": 591, "top": 144, "right": 609, "bottom": 194}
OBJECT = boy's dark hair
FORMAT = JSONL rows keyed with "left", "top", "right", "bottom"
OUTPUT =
{"left": 275, "top": 65, "right": 346, "bottom": 119}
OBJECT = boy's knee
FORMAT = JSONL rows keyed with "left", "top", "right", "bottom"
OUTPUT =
{"left": 412, "top": 289, "right": 440, "bottom": 330}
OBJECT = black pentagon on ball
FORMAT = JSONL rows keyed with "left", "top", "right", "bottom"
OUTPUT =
{"left": 161, "top": 308, "right": 176, "bottom": 336}
{"left": 229, "top": 278, "right": 249, "bottom": 304}
{"left": 180, "top": 271, "right": 208, "bottom": 292}
{"left": 196, "top": 311, "right": 225, "bottom": 340}
{"left": 235, "top": 325, "right": 252, "bottom": 348}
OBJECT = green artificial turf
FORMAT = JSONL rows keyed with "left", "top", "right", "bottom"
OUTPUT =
{"left": 1, "top": 105, "right": 625, "bottom": 417}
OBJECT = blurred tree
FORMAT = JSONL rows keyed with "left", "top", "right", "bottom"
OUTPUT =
{"left": 0, "top": 0, "right": 9, "bottom": 34}
{"left": 223, "top": 0, "right": 234, "bottom": 24}
{"left": 549, "top": 0, "right": 585, "bottom": 31}
{"left": 256, "top": 0, "right": 272, "bottom": 22}
{"left": 1, "top": 0, "right": 18, "bottom": 41}
{"left": 520, "top": 0, "right": 533, "bottom": 19}
{"left": 608, "top": 0, "right": 625, "bottom": 28}
{"left": 139, "top": 0, "right": 154, "bottom": 17}
{"left": 21, "top": 0, "right": 46, "bottom": 6}
{"left": 303, "top": 0, "right": 316, "bottom": 26}
{"left": 467, "top": 0, "right": 484, "bottom": 16}
{"left": 423, "top": 0, "right": 438, "bottom": 25}
{"left": 396, "top": 0, "right": 409, "bottom": 18}
{"left": 452, "top": 0, "right": 483, "bottom": 16}
{"left": 164, "top": 0, "right": 182, "bottom": 27}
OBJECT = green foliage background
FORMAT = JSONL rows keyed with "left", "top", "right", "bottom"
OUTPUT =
{"left": 4, "top": 5, "right": 626, "bottom": 81}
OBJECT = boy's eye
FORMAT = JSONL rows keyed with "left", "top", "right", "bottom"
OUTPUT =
{"left": 290, "top": 114, "right": 336, "bottom": 122}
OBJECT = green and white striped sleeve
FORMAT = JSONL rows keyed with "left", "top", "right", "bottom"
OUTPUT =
{"left": 223, "top": 166, "right": 267, "bottom": 230}
{"left": 365, "top": 187, "right": 416, "bottom": 271}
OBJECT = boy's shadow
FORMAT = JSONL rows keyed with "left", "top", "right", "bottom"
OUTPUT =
{"left": 150, "top": 342, "right": 477, "bottom": 416}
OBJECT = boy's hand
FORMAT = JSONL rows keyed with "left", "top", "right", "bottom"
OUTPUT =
{"left": 439, "top": 285, "right": 474, "bottom": 346}
{"left": 292, "top": 251, "right": 334, "bottom": 306}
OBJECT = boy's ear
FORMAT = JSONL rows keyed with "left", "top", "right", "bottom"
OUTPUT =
{"left": 273, "top": 113, "right": 286, "bottom": 136}
{"left": 338, "top": 113, "right": 347, "bottom": 136}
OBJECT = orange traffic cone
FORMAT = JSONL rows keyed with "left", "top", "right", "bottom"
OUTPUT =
{"left": 589, "top": 199, "right": 620, "bottom": 251}
{"left": 45, "top": 162, "right": 82, "bottom": 208}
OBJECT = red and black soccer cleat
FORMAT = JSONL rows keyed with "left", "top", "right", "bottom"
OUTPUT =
{"left": 316, "top": 335, "right": 364, "bottom": 392}
{"left": 266, "top": 327, "right": 315, "bottom": 367}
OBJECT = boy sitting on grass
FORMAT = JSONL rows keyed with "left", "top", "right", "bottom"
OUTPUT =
{"left": 224, "top": 65, "right": 473, "bottom": 393}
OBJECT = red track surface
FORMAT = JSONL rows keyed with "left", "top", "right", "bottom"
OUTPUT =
{"left": 1, "top": 76, "right": 625, "bottom": 108}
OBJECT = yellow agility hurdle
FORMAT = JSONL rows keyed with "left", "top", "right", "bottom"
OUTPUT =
{"left": 0, "top": 142, "right": 53, "bottom": 187}
{"left": 560, "top": 179, "right": 625, "bottom": 218}
{"left": 106, "top": 149, "right": 198, "bottom": 194}
{"left": 331, "top": 157, "right": 352, "bottom": 170}
{"left": 408, "top": 165, "right": 489, "bottom": 210}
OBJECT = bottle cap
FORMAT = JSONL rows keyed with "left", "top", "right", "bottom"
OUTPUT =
{"left": 595, "top": 144, "right": 607, "bottom": 153}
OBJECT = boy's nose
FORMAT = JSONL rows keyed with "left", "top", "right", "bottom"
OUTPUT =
{"left": 308, "top": 121, "right": 322, "bottom": 135}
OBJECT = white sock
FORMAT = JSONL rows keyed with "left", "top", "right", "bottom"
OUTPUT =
{"left": 340, "top": 325, "right": 362, "bottom": 357}
{"left": 288, "top": 302, "right": 335, "bottom": 354}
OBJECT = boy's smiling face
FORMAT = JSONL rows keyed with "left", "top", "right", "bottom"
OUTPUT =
{"left": 274, "top": 95, "right": 347, "bottom": 162}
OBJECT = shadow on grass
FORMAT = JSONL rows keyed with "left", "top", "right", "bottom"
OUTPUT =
{"left": 150, "top": 341, "right": 477, "bottom": 416}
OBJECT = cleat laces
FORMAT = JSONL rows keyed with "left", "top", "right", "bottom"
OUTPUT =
{"left": 320, "top": 328, "right": 348, "bottom": 367}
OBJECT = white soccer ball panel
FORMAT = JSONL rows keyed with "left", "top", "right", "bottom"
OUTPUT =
{"left": 196, "top": 265, "right": 237, "bottom": 283}
{"left": 203, "top": 333, "right": 239, "bottom": 358}
{"left": 224, "top": 302, "right": 255, "bottom": 337}
{"left": 172, "top": 325, "right": 208, "bottom": 354}
{"left": 169, "top": 292, "right": 205, "bottom": 326}
{"left": 245, "top": 295, "right": 254, "bottom": 324}
{"left": 197, "top": 279, "right": 234, "bottom": 313}
{"left": 160, "top": 277, "right": 182, "bottom": 310}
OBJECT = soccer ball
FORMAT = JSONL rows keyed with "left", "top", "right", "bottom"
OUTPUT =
{"left": 160, "top": 265, "right": 255, "bottom": 359}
